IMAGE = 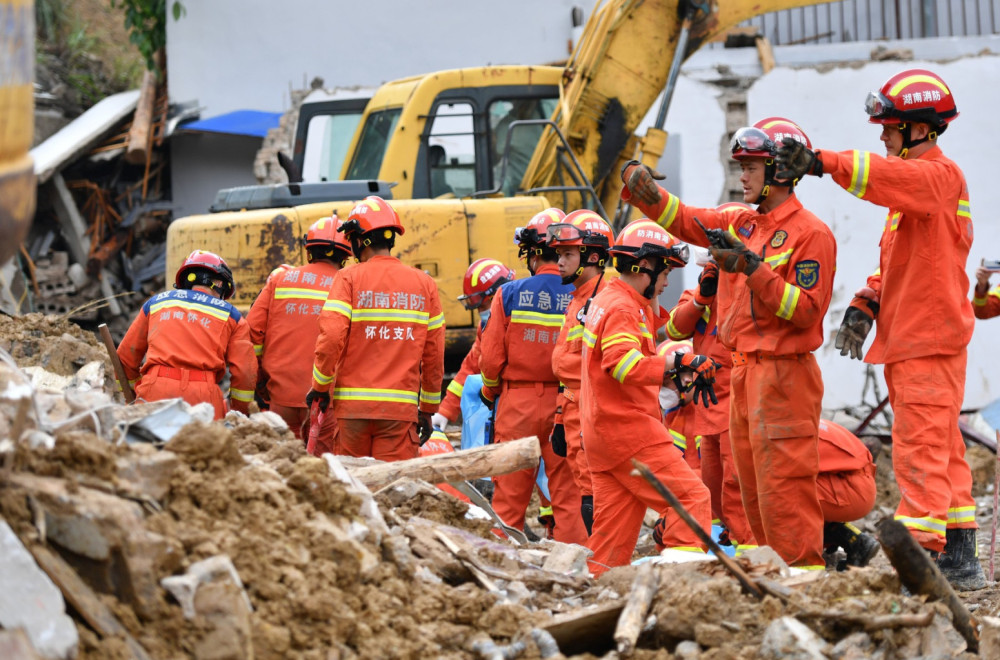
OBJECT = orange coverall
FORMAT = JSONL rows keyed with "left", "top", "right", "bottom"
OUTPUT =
{"left": 624, "top": 185, "right": 836, "bottom": 569}
{"left": 972, "top": 285, "right": 1000, "bottom": 319}
{"left": 118, "top": 288, "right": 256, "bottom": 419}
{"left": 438, "top": 316, "right": 485, "bottom": 421}
{"left": 816, "top": 420, "right": 876, "bottom": 523}
{"left": 817, "top": 145, "right": 975, "bottom": 551}
{"left": 666, "top": 288, "right": 754, "bottom": 547}
{"left": 479, "top": 263, "right": 587, "bottom": 545}
{"left": 551, "top": 274, "right": 606, "bottom": 497}
{"left": 312, "top": 255, "right": 445, "bottom": 461}
{"left": 247, "top": 261, "right": 340, "bottom": 442}
{"left": 581, "top": 278, "right": 711, "bottom": 574}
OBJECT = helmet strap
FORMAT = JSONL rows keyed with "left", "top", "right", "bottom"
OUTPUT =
{"left": 897, "top": 122, "right": 935, "bottom": 159}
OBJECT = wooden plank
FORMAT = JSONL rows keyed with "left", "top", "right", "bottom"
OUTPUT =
{"left": 125, "top": 70, "right": 156, "bottom": 165}
{"left": 28, "top": 545, "right": 152, "bottom": 660}
{"left": 755, "top": 36, "right": 776, "bottom": 74}
{"left": 544, "top": 602, "right": 624, "bottom": 657}
{"left": 99, "top": 323, "right": 134, "bottom": 403}
{"left": 614, "top": 561, "right": 659, "bottom": 656}
{"left": 350, "top": 436, "right": 540, "bottom": 491}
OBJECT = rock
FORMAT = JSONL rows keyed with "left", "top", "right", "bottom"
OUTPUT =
{"left": 694, "top": 622, "right": 728, "bottom": 648}
{"left": 115, "top": 446, "right": 180, "bottom": 501}
{"left": 759, "top": 616, "right": 829, "bottom": 660}
{"left": 0, "top": 521, "right": 79, "bottom": 660}
{"left": 740, "top": 546, "right": 790, "bottom": 573}
{"left": 249, "top": 411, "right": 288, "bottom": 432}
{"left": 919, "top": 611, "right": 967, "bottom": 656}
{"left": 161, "top": 556, "right": 253, "bottom": 660}
{"left": 673, "top": 640, "right": 701, "bottom": 660}
{"left": 830, "top": 631, "right": 873, "bottom": 660}
{"left": 0, "top": 628, "right": 45, "bottom": 660}
{"left": 67, "top": 361, "right": 106, "bottom": 391}
{"left": 981, "top": 616, "right": 1000, "bottom": 659}
{"left": 541, "top": 541, "right": 593, "bottom": 578}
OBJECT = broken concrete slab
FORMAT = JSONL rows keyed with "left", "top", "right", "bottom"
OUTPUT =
{"left": 759, "top": 616, "right": 829, "bottom": 660}
{"left": 115, "top": 445, "right": 180, "bottom": 501}
{"left": 161, "top": 555, "right": 253, "bottom": 620}
{"left": 0, "top": 521, "right": 79, "bottom": 660}
{"left": 0, "top": 628, "right": 45, "bottom": 660}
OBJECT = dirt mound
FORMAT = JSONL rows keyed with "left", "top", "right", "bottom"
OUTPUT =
{"left": 0, "top": 313, "right": 109, "bottom": 376}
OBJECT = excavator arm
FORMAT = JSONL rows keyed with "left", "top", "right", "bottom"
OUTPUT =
{"left": 519, "top": 0, "right": 833, "bottom": 217}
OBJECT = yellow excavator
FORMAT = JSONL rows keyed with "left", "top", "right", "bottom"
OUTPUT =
{"left": 166, "top": 0, "right": 829, "bottom": 361}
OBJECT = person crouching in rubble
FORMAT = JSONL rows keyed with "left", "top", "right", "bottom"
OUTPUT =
{"left": 117, "top": 250, "right": 256, "bottom": 420}
{"left": 580, "top": 220, "right": 716, "bottom": 576}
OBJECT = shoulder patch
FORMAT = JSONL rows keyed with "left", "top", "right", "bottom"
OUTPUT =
{"left": 770, "top": 230, "right": 788, "bottom": 248}
{"left": 795, "top": 260, "right": 820, "bottom": 290}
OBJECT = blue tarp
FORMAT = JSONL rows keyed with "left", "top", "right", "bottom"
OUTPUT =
{"left": 178, "top": 110, "right": 282, "bottom": 138}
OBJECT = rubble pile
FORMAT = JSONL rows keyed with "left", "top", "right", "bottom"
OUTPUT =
{"left": 0, "top": 318, "right": 999, "bottom": 659}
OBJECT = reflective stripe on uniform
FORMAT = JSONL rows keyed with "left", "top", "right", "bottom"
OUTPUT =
{"left": 428, "top": 313, "right": 444, "bottom": 330}
{"left": 656, "top": 192, "right": 681, "bottom": 230}
{"left": 894, "top": 514, "right": 946, "bottom": 536}
{"left": 638, "top": 322, "right": 653, "bottom": 339}
{"left": 957, "top": 199, "right": 971, "bottom": 219}
{"left": 481, "top": 372, "right": 500, "bottom": 388}
{"left": 511, "top": 310, "right": 565, "bottom": 327}
{"left": 566, "top": 325, "right": 585, "bottom": 341}
{"left": 583, "top": 328, "right": 597, "bottom": 348}
{"left": 231, "top": 388, "right": 254, "bottom": 402}
{"left": 885, "top": 211, "right": 901, "bottom": 232}
{"left": 776, "top": 283, "right": 801, "bottom": 320}
{"left": 323, "top": 299, "right": 352, "bottom": 318}
{"left": 765, "top": 248, "right": 794, "bottom": 269}
{"left": 947, "top": 506, "right": 976, "bottom": 525}
{"left": 253, "top": 344, "right": 263, "bottom": 357}
{"left": 601, "top": 332, "right": 640, "bottom": 350}
{"left": 666, "top": 317, "right": 686, "bottom": 340}
{"left": 274, "top": 287, "right": 328, "bottom": 301}
{"left": 847, "top": 150, "right": 871, "bottom": 198}
{"left": 796, "top": 565, "right": 826, "bottom": 571}
{"left": 612, "top": 348, "right": 643, "bottom": 383}
{"left": 670, "top": 429, "right": 686, "bottom": 451}
{"left": 149, "top": 299, "right": 230, "bottom": 322}
{"left": 352, "top": 309, "right": 430, "bottom": 324}
{"left": 332, "top": 387, "right": 419, "bottom": 404}
{"left": 419, "top": 388, "right": 442, "bottom": 405}
{"left": 670, "top": 547, "right": 705, "bottom": 554}
{"left": 312, "top": 365, "right": 334, "bottom": 386}
{"left": 447, "top": 380, "right": 463, "bottom": 397}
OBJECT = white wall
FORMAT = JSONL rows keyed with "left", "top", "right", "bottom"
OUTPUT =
{"left": 170, "top": 133, "right": 262, "bottom": 217}
{"left": 166, "top": 0, "right": 583, "bottom": 117}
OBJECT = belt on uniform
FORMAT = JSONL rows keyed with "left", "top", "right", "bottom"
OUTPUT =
{"left": 561, "top": 386, "right": 578, "bottom": 403}
{"left": 730, "top": 351, "right": 807, "bottom": 366}
{"left": 504, "top": 380, "right": 559, "bottom": 390}
{"left": 151, "top": 365, "right": 212, "bottom": 382}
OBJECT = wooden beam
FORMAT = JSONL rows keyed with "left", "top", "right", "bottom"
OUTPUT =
{"left": 349, "top": 436, "right": 540, "bottom": 491}
{"left": 755, "top": 36, "right": 776, "bottom": 74}
{"left": 125, "top": 70, "right": 157, "bottom": 165}
{"left": 614, "top": 562, "right": 659, "bottom": 656}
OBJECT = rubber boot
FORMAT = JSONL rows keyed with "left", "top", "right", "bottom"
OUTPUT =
{"left": 580, "top": 495, "right": 593, "bottom": 536}
{"left": 823, "top": 522, "right": 879, "bottom": 570}
{"left": 937, "top": 528, "right": 987, "bottom": 591}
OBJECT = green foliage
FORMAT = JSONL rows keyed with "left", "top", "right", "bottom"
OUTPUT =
{"left": 35, "top": 0, "right": 67, "bottom": 42}
{"left": 109, "top": 0, "right": 185, "bottom": 73}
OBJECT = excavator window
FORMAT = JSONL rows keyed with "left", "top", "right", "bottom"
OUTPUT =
{"left": 302, "top": 111, "right": 364, "bottom": 182}
{"left": 345, "top": 108, "right": 402, "bottom": 180}
{"left": 426, "top": 102, "right": 477, "bottom": 198}
{"left": 489, "top": 98, "right": 557, "bottom": 195}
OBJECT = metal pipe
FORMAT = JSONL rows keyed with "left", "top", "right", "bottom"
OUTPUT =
{"left": 653, "top": 5, "right": 695, "bottom": 130}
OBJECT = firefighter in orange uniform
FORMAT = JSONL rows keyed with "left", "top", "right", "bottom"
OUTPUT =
{"left": 622, "top": 117, "right": 836, "bottom": 570}
{"left": 776, "top": 69, "right": 984, "bottom": 589}
{"left": 118, "top": 250, "right": 256, "bottom": 419}
{"left": 479, "top": 208, "right": 588, "bottom": 544}
{"left": 547, "top": 209, "right": 613, "bottom": 534}
{"left": 581, "top": 220, "right": 716, "bottom": 575}
{"left": 432, "top": 259, "right": 515, "bottom": 429}
{"left": 308, "top": 196, "right": 445, "bottom": 461}
{"left": 247, "top": 217, "right": 352, "bottom": 450}
{"left": 972, "top": 266, "right": 1000, "bottom": 319}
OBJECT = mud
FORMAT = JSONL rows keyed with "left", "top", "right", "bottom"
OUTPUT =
{"left": 0, "top": 313, "right": 110, "bottom": 376}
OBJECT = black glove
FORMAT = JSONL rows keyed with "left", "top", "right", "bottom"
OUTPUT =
{"left": 835, "top": 304, "right": 875, "bottom": 361}
{"left": 652, "top": 516, "right": 668, "bottom": 548}
{"left": 695, "top": 261, "right": 719, "bottom": 304}
{"left": 305, "top": 389, "right": 330, "bottom": 412}
{"left": 550, "top": 423, "right": 567, "bottom": 457}
{"left": 479, "top": 388, "right": 495, "bottom": 411}
{"left": 708, "top": 231, "right": 760, "bottom": 275}
{"left": 417, "top": 411, "right": 433, "bottom": 445}
{"left": 775, "top": 137, "right": 823, "bottom": 182}
{"left": 621, "top": 160, "right": 666, "bottom": 206}
{"left": 670, "top": 353, "right": 719, "bottom": 408}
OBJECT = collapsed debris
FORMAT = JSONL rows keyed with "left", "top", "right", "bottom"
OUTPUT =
{"left": 0, "top": 316, "right": 998, "bottom": 659}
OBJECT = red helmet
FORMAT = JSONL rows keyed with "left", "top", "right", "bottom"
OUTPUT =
{"left": 458, "top": 258, "right": 516, "bottom": 310}
{"left": 610, "top": 219, "right": 689, "bottom": 269}
{"left": 716, "top": 201, "right": 754, "bottom": 214}
{"left": 730, "top": 117, "right": 810, "bottom": 160}
{"left": 546, "top": 210, "right": 614, "bottom": 250}
{"left": 514, "top": 208, "right": 565, "bottom": 255}
{"left": 305, "top": 216, "right": 353, "bottom": 262}
{"left": 865, "top": 68, "right": 958, "bottom": 128}
{"left": 175, "top": 250, "right": 235, "bottom": 300}
{"left": 340, "top": 196, "right": 404, "bottom": 242}
{"left": 657, "top": 339, "right": 692, "bottom": 358}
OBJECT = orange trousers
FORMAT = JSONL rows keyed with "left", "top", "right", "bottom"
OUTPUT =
{"left": 270, "top": 403, "right": 337, "bottom": 444}
{"left": 730, "top": 354, "right": 824, "bottom": 568}
{"left": 492, "top": 382, "right": 588, "bottom": 545}
{"left": 588, "top": 442, "right": 710, "bottom": 576}
{"left": 561, "top": 391, "right": 593, "bottom": 496}
{"left": 885, "top": 350, "right": 976, "bottom": 552}
{"left": 700, "top": 430, "right": 755, "bottom": 546}
{"left": 817, "top": 462, "right": 877, "bottom": 523}
{"left": 136, "top": 369, "right": 225, "bottom": 419}
{"left": 334, "top": 417, "right": 420, "bottom": 462}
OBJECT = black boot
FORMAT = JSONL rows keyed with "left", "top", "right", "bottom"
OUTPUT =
{"left": 823, "top": 522, "right": 879, "bottom": 570}
{"left": 937, "top": 528, "right": 987, "bottom": 591}
{"left": 580, "top": 495, "right": 593, "bottom": 536}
